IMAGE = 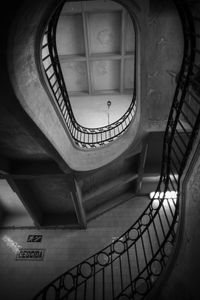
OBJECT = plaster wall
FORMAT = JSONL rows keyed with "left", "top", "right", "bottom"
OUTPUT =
{"left": 0, "top": 180, "right": 34, "bottom": 227}
{"left": 153, "top": 138, "right": 200, "bottom": 300}
{"left": 145, "top": 0, "right": 183, "bottom": 131}
{"left": 0, "top": 196, "right": 149, "bottom": 300}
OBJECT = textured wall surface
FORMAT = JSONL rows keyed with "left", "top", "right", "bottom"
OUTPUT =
{"left": 156, "top": 142, "right": 200, "bottom": 300}
{"left": 0, "top": 196, "right": 148, "bottom": 300}
{"left": 146, "top": 0, "right": 183, "bottom": 131}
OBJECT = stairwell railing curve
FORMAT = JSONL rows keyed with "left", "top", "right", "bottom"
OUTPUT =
{"left": 33, "top": 0, "right": 200, "bottom": 299}
{"left": 40, "top": 2, "right": 137, "bottom": 149}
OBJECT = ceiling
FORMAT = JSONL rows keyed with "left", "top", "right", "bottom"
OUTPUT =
{"left": 56, "top": 0, "right": 135, "bottom": 96}
{"left": 0, "top": 0, "right": 181, "bottom": 229}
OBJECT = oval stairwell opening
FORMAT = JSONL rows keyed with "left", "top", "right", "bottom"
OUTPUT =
{"left": 5, "top": 0, "right": 200, "bottom": 299}
{"left": 32, "top": 0, "right": 200, "bottom": 299}
{"left": 8, "top": 0, "right": 142, "bottom": 171}
{"left": 41, "top": 0, "right": 138, "bottom": 149}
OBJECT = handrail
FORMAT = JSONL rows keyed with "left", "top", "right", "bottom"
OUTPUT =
{"left": 41, "top": 3, "right": 137, "bottom": 149}
{"left": 34, "top": 0, "right": 200, "bottom": 299}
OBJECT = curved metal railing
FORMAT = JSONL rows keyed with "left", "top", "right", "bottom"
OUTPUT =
{"left": 34, "top": 0, "right": 200, "bottom": 299}
{"left": 41, "top": 3, "right": 137, "bottom": 149}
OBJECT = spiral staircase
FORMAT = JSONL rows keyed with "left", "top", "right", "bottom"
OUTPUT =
{"left": 0, "top": 0, "right": 199, "bottom": 299}
{"left": 28, "top": 0, "right": 200, "bottom": 299}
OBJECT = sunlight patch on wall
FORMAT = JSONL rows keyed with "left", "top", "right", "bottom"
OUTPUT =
{"left": 2, "top": 235, "right": 22, "bottom": 254}
{"left": 149, "top": 191, "right": 177, "bottom": 199}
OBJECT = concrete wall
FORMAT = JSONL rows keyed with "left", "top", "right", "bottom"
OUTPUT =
{"left": 151, "top": 137, "right": 200, "bottom": 300}
{"left": 0, "top": 180, "right": 34, "bottom": 227}
{"left": 145, "top": 0, "right": 183, "bottom": 131}
{"left": 0, "top": 196, "right": 149, "bottom": 300}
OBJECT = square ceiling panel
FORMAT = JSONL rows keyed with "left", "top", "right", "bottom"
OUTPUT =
{"left": 88, "top": 12, "right": 121, "bottom": 54}
{"left": 61, "top": 61, "right": 88, "bottom": 93}
{"left": 56, "top": 1, "right": 136, "bottom": 96}
{"left": 124, "top": 58, "right": 134, "bottom": 90}
{"left": 56, "top": 14, "right": 85, "bottom": 56}
{"left": 91, "top": 60, "right": 120, "bottom": 92}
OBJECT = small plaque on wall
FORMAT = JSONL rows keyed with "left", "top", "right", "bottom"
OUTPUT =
{"left": 16, "top": 249, "right": 45, "bottom": 261}
{"left": 27, "top": 235, "right": 43, "bottom": 242}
